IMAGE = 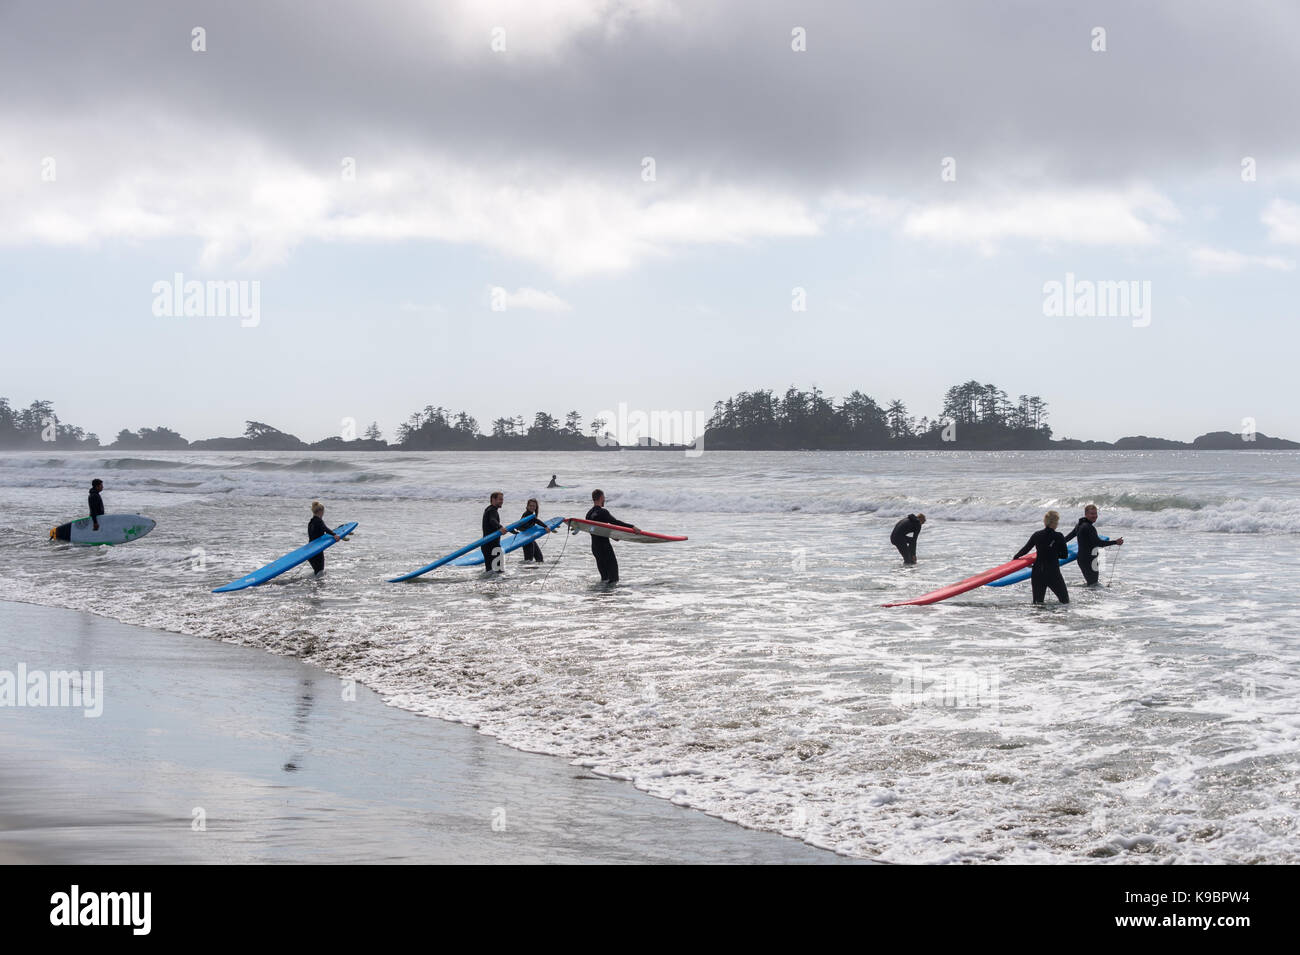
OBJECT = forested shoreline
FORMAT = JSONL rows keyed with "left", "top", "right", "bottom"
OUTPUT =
{"left": 2, "top": 384, "right": 1296, "bottom": 451}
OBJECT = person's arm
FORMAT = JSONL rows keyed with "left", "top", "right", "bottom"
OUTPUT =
{"left": 1054, "top": 532, "right": 1070, "bottom": 560}
{"left": 1013, "top": 534, "right": 1035, "bottom": 560}
{"left": 594, "top": 507, "right": 638, "bottom": 531}
{"left": 1063, "top": 522, "right": 1078, "bottom": 543}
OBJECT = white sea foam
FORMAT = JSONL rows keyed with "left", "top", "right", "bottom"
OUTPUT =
{"left": 1, "top": 449, "right": 1298, "bottom": 863}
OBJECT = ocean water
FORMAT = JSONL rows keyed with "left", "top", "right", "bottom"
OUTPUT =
{"left": 1, "top": 448, "right": 1297, "bottom": 863}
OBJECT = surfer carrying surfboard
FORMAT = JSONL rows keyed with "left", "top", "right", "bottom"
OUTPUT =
{"left": 307, "top": 501, "right": 341, "bottom": 575}
{"left": 1063, "top": 505, "right": 1124, "bottom": 586}
{"left": 481, "top": 491, "right": 508, "bottom": 573}
{"left": 89, "top": 479, "right": 105, "bottom": 532}
{"left": 1013, "top": 510, "right": 1071, "bottom": 604}
{"left": 890, "top": 513, "right": 926, "bottom": 564}
{"left": 518, "top": 498, "right": 555, "bottom": 562}
{"left": 586, "top": 490, "right": 639, "bottom": 584}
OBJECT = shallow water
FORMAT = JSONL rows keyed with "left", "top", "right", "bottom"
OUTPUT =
{"left": 2, "top": 448, "right": 1297, "bottom": 862}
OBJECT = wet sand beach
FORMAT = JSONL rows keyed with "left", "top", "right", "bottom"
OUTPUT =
{"left": 0, "top": 600, "right": 853, "bottom": 864}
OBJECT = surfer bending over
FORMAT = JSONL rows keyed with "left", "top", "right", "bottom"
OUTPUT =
{"left": 547, "top": 475, "right": 559, "bottom": 488}
{"left": 1063, "top": 504, "right": 1124, "bottom": 586}
{"left": 307, "top": 501, "right": 341, "bottom": 575}
{"left": 1014, "top": 510, "right": 1071, "bottom": 604}
{"left": 481, "top": 491, "right": 508, "bottom": 573}
{"left": 89, "top": 479, "right": 105, "bottom": 532}
{"left": 519, "top": 497, "right": 555, "bottom": 562}
{"left": 586, "top": 489, "right": 638, "bottom": 584}
{"left": 890, "top": 513, "right": 926, "bottom": 564}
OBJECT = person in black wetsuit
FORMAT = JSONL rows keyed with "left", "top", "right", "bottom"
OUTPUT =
{"left": 547, "top": 475, "right": 559, "bottom": 489}
{"left": 1063, "top": 504, "right": 1124, "bottom": 586}
{"left": 890, "top": 513, "right": 926, "bottom": 564}
{"left": 1013, "top": 509, "right": 1071, "bottom": 604}
{"left": 307, "top": 500, "right": 340, "bottom": 575}
{"left": 481, "top": 491, "right": 507, "bottom": 573}
{"left": 585, "top": 489, "right": 638, "bottom": 584}
{"left": 518, "top": 497, "right": 554, "bottom": 562}
{"left": 88, "top": 479, "right": 105, "bottom": 531}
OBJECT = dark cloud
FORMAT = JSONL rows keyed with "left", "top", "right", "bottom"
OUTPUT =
{"left": 3, "top": 0, "right": 1296, "bottom": 193}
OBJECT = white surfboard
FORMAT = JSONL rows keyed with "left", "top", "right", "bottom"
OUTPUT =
{"left": 51, "top": 514, "right": 157, "bottom": 546}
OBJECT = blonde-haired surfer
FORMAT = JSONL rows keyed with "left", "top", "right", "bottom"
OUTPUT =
{"left": 307, "top": 501, "right": 340, "bottom": 575}
{"left": 1012, "top": 510, "right": 1071, "bottom": 604}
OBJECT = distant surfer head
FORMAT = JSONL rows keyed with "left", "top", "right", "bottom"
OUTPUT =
{"left": 1044, "top": 509, "right": 1060, "bottom": 529}
{"left": 490, "top": 491, "right": 503, "bottom": 506}
{"left": 592, "top": 489, "right": 605, "bottom": 506}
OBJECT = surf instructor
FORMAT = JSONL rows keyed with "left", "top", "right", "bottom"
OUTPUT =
{"left": 1063, "top": 504, "right": 1124, "bottom": 586}
{"left": 89, "top": 479, "right": 105, "bottom": 532}
{"left": 890, "top": 513, "right": 926, "bottom": 564}
{"left": 481, "top": 491, "right": 508, "bottom": 573}
{"left": 586, "top": 489, "right": 638, "bottom": 584}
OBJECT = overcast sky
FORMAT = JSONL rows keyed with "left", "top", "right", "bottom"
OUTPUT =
{"left": 1, "top": 0, "right": 1297, "bottom": 443}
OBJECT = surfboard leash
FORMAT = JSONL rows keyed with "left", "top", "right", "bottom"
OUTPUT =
{"left": 530, "top": 523, "right": 571, "bottom": 587}
{"left": 1107, "top": 546, "right": 1122, "bottom": 587}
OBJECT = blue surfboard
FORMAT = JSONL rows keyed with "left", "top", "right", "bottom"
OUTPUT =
{"left": 213, "top": 522, "right": 358, "bottom": 593}
{"left": 388, "top": 515, "right": 537, "bottom": 582}
{"left": 450, "top": 517, "right": 563, "bottom": 566}
{"left": 986, "top": 536, "right": 1107, "bottom": 587}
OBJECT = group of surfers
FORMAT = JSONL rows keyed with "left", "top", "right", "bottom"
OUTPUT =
{"left": 889, "top": 506, "right": 1126, "bottom": 604}
{"left": 81, "top": 478, "right": 1125, "bottom": 598}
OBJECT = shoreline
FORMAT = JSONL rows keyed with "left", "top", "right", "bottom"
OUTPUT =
{"left": 0, "top": 599, "right": 857, "bottom": 864}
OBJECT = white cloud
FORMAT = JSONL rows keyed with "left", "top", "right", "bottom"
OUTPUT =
{"left": 437, "top": 0, "right": 680, "bottom": 57}
{"left": 497, "top": 287, "right": 573, "bottom": 311}
{"left": 1262, "top": 199, "right": 1300, "bottom": 245}
{"left": 900, "top": 188, "right": 1180, "bottom": 249}
{"left": 0, "top": 116, "right": 819, "bottom": 277}
{"left": 1188, "top": 246, "right": 1295, "bottom": 273}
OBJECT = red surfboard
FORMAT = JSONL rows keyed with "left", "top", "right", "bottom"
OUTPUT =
{"left": 882, "top": 555, "right": 1036, "bottom": 607}
{"left": 564, "top": 518, "right": 687, "bottom": 543}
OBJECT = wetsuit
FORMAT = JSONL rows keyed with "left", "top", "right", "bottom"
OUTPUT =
{"left": 1063, "top": 517, "right": 1118, "bottom": 586}
{"left": 481, "top": 504, "right": 505, "bottom": 572}
{"left": 1014, "top": 528, "right": 1071, "bottom": 604}
{"left": 519, "top": 510, "right": 545, "bottom": 562}
{"left": 307, "top": 515, "right": 334, "bottom": 574}
{"left": 547, "top": 478, "right": 559, "bottom": 488}
{"left": 890, "top": 515, "right": 922, "bottom": 564}
{"left": 586, "top": 504, "right": 633, "bottom": 583}
{"left": 88, "top": 488, "right": 105, "bottom": 529}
